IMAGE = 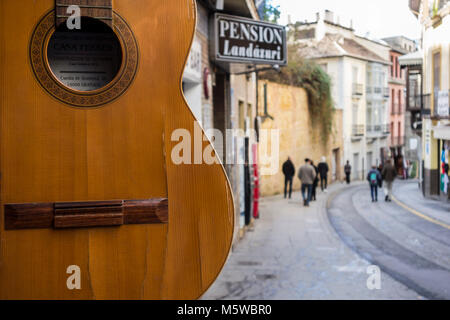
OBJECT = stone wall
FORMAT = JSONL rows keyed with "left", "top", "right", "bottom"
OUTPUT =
{"left": 258, "top": 81, "right": 344, "bottom": 197}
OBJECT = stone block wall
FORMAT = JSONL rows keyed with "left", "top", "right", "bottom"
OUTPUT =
{"left": 258, "top": 81, "right": 344, "bottom": 197}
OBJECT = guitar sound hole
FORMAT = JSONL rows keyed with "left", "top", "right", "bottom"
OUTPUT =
{"left": 47, "top": 17, "right": 123, "bottom": 92}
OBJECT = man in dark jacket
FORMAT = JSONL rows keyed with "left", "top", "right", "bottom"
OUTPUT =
{"left": 382, "top": 159, "right": 397, "bottom": 202}
{"left": 311, "top": 161, "right": 319, "bottom": 201}
{"left": 282, "top": 157, "right": 295, "bottom": 199}
{"left": 344, "top": 161, "right": 352, "bottom": 184}
{"left": 367, "top": 165, "right": 382, "bottom": 202}
{"left": 318, "top": 156, "right": 329, "bottom": 192}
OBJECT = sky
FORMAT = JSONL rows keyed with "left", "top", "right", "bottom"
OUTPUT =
{"left": 272, "top": 0, "right": 421, "bottom": 41}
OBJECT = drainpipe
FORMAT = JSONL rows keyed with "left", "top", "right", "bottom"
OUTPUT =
{"left": 255, "top": 70, "right": 259, "bottom": 142}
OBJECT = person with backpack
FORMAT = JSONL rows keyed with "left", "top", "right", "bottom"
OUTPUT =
{"left": 367, "top": 165, "right": 382, "bottom": 203}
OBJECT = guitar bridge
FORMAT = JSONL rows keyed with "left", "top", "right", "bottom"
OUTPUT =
{"left": 4, "top": 199, "right": 168, "bottom": 230}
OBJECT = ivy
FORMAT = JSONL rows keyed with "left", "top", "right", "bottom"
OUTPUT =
{"left": 260, "top": 44, "right": 335, "bottom": 144}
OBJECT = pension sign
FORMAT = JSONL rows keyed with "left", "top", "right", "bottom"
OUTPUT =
{"left": 212, "top": 14, "right": 287, "bottom": 65}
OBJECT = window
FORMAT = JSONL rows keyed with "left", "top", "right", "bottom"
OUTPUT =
{"left": 395, "top": 57, "right": 399, "bottom": 78}
{"left": 391, "top": 122, "right": 394, "bottom": 139}
{"left": 238, "top": 100, "right": 245, "bottom": 131}
{"left": 352, "top": 66, "right": 358, "bottom": 83}
{"left": 366, "top": 106, "right": 372, "bottom": 130}
{"left": 374, "top": 104, "right": 381, "bottom": 127}
{"left": 390, "top": 56, "right": 394, "bottom": 77}
{"left": 246, "top": 103, "right": 253, "bottom": 131}
{"left": 433, "top": 50, "right": 441, "bottom": 109}
{"left": 409, "top": 72, "right": 422, "bottom": 108}
{"left": 391, "top": 89, "right": 395, "bottom": 114}
{"left": 398, "top": 90, "right": 402, "bottom": 114}
{"left": 352, "top": 103, "right": 359, "bottom": 125}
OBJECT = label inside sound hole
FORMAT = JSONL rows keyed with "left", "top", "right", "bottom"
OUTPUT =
{"left": 47, "top": 32, "right": 122, "bottom": 92}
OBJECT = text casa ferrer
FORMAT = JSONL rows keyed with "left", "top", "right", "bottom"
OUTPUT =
{"left": 211, "top": 14, "right": 287, "bottom": 65}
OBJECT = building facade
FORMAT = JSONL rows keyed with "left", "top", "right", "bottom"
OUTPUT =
{"left": 291, "top": 11, "right": 391, "bottom": 180}
{"left": 399, "top": 50, "right": 424, "bottom": 179}
{"left": 383, "top": 36, "right": 417, "bottom": 176}
{"left": 409, "top": 0, "right": 450, "bottom": 201}
{"left": 183, "top": 0, "right": 287, "bottom": 243}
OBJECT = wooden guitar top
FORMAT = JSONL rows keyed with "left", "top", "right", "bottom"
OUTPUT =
{"left": 0, "top": 0, "right": 234, "bottom": 299}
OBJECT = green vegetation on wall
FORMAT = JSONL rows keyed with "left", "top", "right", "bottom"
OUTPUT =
{"left": 260, "top": 44, "right": 335, "bottom": 144}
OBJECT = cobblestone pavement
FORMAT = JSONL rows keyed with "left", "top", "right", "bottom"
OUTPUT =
{"left": 202, "top": 182, "right": 424, "bottom": 300}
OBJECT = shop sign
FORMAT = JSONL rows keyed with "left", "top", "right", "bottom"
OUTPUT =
{"left": 437, "top": 90, "right": 449, "bottom": 117}
{"left": 211, "top": 13, "right": 287, "bottom": 65}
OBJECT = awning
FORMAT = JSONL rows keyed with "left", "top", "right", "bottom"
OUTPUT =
{"left": 433, "top": 123, "right": 450, "bottom": 140}
{"left": 399, "top": 50, "right": 423, "bottom": 67}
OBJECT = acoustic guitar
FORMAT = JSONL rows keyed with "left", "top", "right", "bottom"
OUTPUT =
{"left": 0, "top": 0, "right": 234, "bottom": 299}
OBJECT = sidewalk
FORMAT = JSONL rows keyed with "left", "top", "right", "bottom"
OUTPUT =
{"left": 392, "top": 180, "right": 450, "bottom": 227}
{"left": 201, "top": 182, "right": 420, "bottom": 300}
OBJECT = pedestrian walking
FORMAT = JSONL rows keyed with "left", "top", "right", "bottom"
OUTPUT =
{"left": 298, "top": 158, "right": 317, "bottom": 207}
{"left": 382, "top": 159, "right": 397, "bottom": 202}
{"left": 318, "top": 156, "right": 329, "bottom": 192}
{"left": 344, "top": 161, "right": 352, "bottom": 184}
{"left": 404, "top": 160, "right": 410, "bottom": 180}
{"left": 367, "top": 165, "right": 382, "bottom": 202}
{"left": 282, "top": 157, "right": 295, "bottom": 199}
{"left": 311, "top": 160, "right": 319, "bottom": 201}
{"left": 377, "top": 164, "right": 384, "bottom": 189}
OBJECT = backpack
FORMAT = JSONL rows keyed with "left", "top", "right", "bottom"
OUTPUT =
{"left": 369, "top": 172, "right": 378, "bottom": 185}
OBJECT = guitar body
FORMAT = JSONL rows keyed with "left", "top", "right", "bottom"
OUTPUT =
{"left": 0, "top": 0, "right": 234, "bottom": 299}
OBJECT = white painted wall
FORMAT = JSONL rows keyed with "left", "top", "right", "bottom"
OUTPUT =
{"left": 183, "top": 81, "right": 203, "bottom": 125}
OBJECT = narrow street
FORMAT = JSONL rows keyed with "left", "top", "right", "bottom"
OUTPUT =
{"left": 202, "top": 180, "right": 450, "bottom": 300}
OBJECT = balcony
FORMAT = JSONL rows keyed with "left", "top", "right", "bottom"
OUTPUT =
{"left": 407, "top": 95, "right": 422, "bottom": 111}
{"left": 352, "top": 83, "right": 364, "bottom": 97}
{"left": 422, "top": 94, "right": 431, "bottom": 116}
{"left": 352, "top": 124, "right": 365, "bottom": 136}
{"left": 367, "top": 125, "right": 382, "bottom": 133}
